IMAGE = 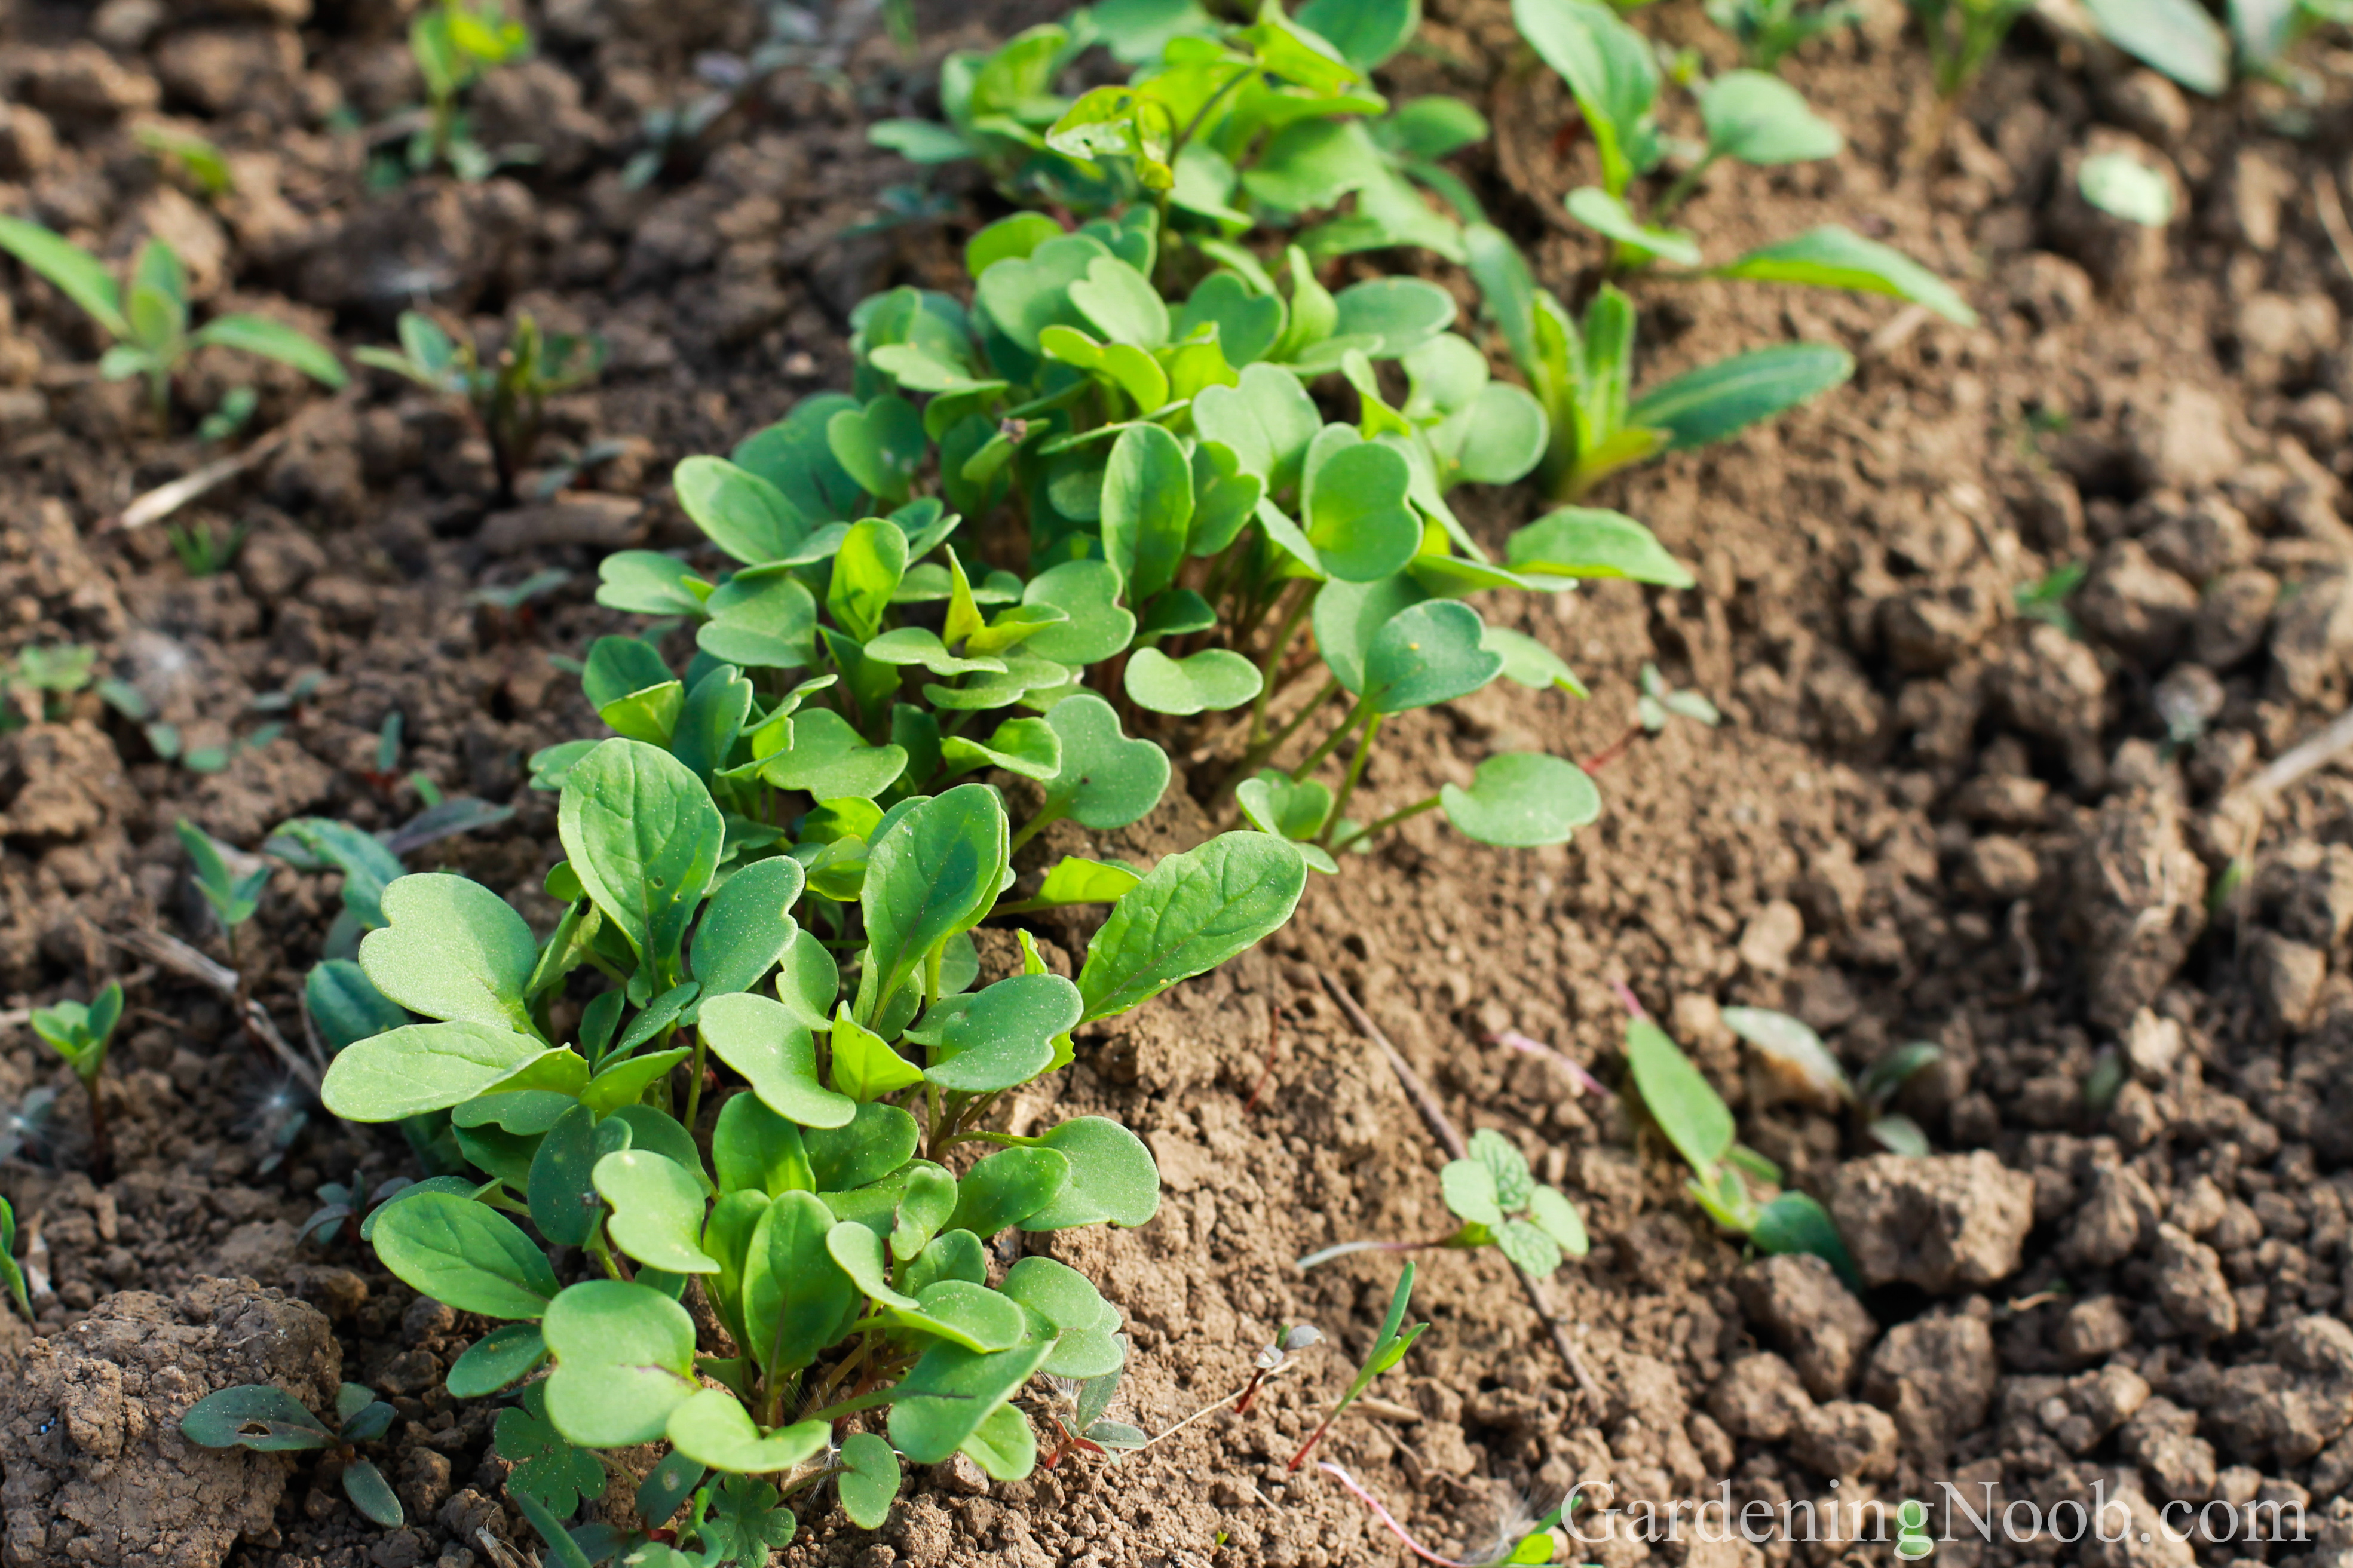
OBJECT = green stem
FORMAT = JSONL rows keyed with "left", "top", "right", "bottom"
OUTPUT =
{"left": 1652, "top": 152, "right": 1718, "bottom": 222}
{"left": 681, "top": 1027, "right": 709, "bottom": 1134}
{"left": 1317, "top": 713, "right": 1382, "bottom": 846}
{"left": 1225, "top": 676, "right": 1343, "bottom": 790}
{"left": 1288, "top": 698, "right": 1371, "bottom": 784}
{"left": 1328, "top": 793, "right": 1441, "bottom": 855}
{"left": 1007, "top": 800, "right": 1068, "bottom": 856}
{"left": 1243, "top": 583, "right": 1313, "bottom": 752}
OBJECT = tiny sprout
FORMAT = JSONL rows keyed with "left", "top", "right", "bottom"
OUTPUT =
{"left": 1723, "top": 1007, "right": 1939, "bottom": 1156}
{"left": 1576, "top": 662, "right": 1720, "bottom": 775}
{"left": 355, "top": 310, "right": 604, "bottom": 504}
{"left": 2078, "top": 152, "right": 2175, "bottom": 229}
{"left": 1038, "top": 1366, "right": 1148, "bottom": 1467}
{"left": 177, "top": 818, "right": 268, "bottom": 959}
{"left": 182, "top": 1382, "right": 406, "bottom": 1526}
{"left": 1237, "top": 1324, "right": 1323, "bottom": 1413}
{"left": 167, "top": 518, "right": 249, "bottom": 578}
{"left": 30, "top": 982, "right": 124, "bottom": 1179}
{"left": 2016, "top": 561, "right": 2086, "bottom": 636}
{"left": 197, "top": 385, "right": 257, "bottom": 444}
{"left": 135, "top": 123, "right": 236, "bottom": 199}
{"left": 1298, "top": 1128, "right": 1589, "bottom": 1279}
{"left": 1287, "top": 1265, "right": 1426, "bottom": 1472}
{"left": 1, "top": 643, "right": 96, "bottom": 731}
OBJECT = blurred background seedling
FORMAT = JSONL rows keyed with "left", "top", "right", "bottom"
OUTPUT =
{"left": 30, "top": 982, "right": 124, "bottom": 1180}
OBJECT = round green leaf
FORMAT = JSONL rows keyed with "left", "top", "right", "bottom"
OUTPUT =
{"left": 893, "top": 1164, "right": 958, "bottom": 1262}
{"left": 1019, "top": 1117, "right": 1161, "bottom": 1230}
{"left": 838, "top": 1431, "right": 902, "bottom": 1530}
{"left": 666, "top": 1389, "right": 832, "bottom": 1475}
{"left": 947, "top": 1146, "right": 1071, "bottom": 1237}
{"left": 1311, "top": 573, "right": 1427, "bottom": 695}
{"left": 1069, "top": 255, "right": 1169, "bottom": 348}
{"left": 1021, "top": 559, "right": 1136, "bottom": 665}
{"left": 1123, "top": 648, "right": 1263, "bottom": 716}
{"left": 1441, "top": 1158, "right": 1503, "bottom": 1227}
{"left": 1330, "top": 277, "right": 1456, "bottom": 357}
{"left": 1362, "top": 600, "right": 1502, "bottom": 713}
{"left": 758, "top": 707, "right": 908, "bottom": 800}
{"left": 356, "top": 873, "right": 538, "bottom": 1033}
{"left": 594, "top": 1151, "right": 720, "bottom": 1274}
{"left": 1439, "top": 753, "right": 1601, "bottom": 848}
{"left": 543, "top": 1281, "right": 698, "bottom": 1446}
{"left": 1176, "top": 272, "right": 1285, "bottom": 368}
{"left": 713, "top": 1091, "right": 814, "bottom": 1198}
{"left": 1303, "top": 438, "right": 1420, "bottom": 584}
{"left": 446, "top": 1323, "right": 547, "bottom": 1398}
{"left": 2078, "top": 152, "right": 2174, "bottom": 226}
{"left": 959, "top": 1400, "right": 1039, "bottom": 1481}
{"left": 1528, "top": 1186, "right": 1589, "bottom": 1258}
{"left": 1001, "top": 1256, "right": 1124, "bottom": 1379}
{"left": 692, "top": 855, "right": 805, "bottom": 998}
{"left": 559, "top": 738, "right": 725, "bottom": 969}
{"left": 914, "top": 972, "right": 1083, "bottom": 1093}
{"left": 805, "top": 1100, "right": 921, "bottom": 1192}
{"left": 828, "top": 1218, "right": 918, "bottom": 1308}
{"left": 697, "top": 574, "right": 819, "bottom": 671}
{"left": 1041, "top": 693, "right": 1169, "bottom": 829}
{"left": 322, "top": 1021, "right": 551, "bottom": 1122}
{"left": 1193, "top": 363, "right": 1321, "bottom": 494}
{"left": 528, "top": 1104, "right": 603, "bottom": 1248}
{"left": 675, "top": 456, "right": 809, "bottom": 566}
{"left": 975, "top": 232, "right": 1108, "bottom": 354}
{"left": 1074, "top": 832, "right": 1307, "bottom": 1021}
{"left": 905, "top": 1229, "right": 987, "bottom": 1294}
{"left": 372, "top": 1192, "right": 559, "bottom": 1320}
{"left": 1450, "top": 382, "right": 1551, "bottom": 486}
{"left": 826, "top": 397, "right": 926, "bottom": 503}
{"left": 829, "top": 1005, "right": 926, "bottom": 1102}
{"left": 891, "top": 1279, "right": 1028, "bottom": 1353}
{"left": 1234, "top": 771, "right": 1332, "bottom": 842}
{"left": 698, "top": 992, "right": 856, "bottom": 1130}
{"left": 862, "top": 783, "right": 1007, "bottom": 1020}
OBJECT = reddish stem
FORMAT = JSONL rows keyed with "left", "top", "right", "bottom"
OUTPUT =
{"left": 1579, "top": 723, "right": 1643, "bottom": 774}
{"left": 1241, "top": 1007, "right": 1283, "bottom": 1114}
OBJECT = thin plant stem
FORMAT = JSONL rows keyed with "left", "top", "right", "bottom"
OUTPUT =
{"left": 1243, "top": 584, "right": 1314, "bottom": 753}
{"left": 1114, "top": 1361, "right": 1300, "bottom": 1461}
{"left": 1317, "top": 713, "right": 1382, "bottom": 846}
{"left": 1293, "top": 1238, "right": 1446, "bottom": 1271}
{"left": 1652, "top": 154, "right": 1717, "bottom": 222}
{"left": 681, "top": 1027, "right": 709, "bottom": 1134}
{"left": 1580, "top": 723, "right": 1643, "bottom": 773}
{"left": 1225, "top": 676, "right": 1343, "bottom": 790}
{"left": 1327, "top": 793, "right": 1439, "bottom": 855}
{"left": 1007, "top": 802, "right": 1067, "bottom": 856}
{"left": 1288, "top": 698, "right": 1371, "bottom": 784}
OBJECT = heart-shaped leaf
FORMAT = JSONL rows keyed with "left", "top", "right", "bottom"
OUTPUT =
{"left": 322, "top": 1021, "right": 551, "bottom": 1121}
{"left": 948, "top": 1146, "right": 1071, "bottom": 1236}
{"left": 907, "top": 972, "right": 1083, "bottom": 1093}
{"left": 1040, "top": 324, "right": 1171, "bottom": 412}
{"left": 712, "top": 1091, "right": 814, "bottom": 1196}
{"left": 1068, "top": 255, "right": 1168, "bottom": 348}
{"left": 1504, "top": 508, "right": 1695, "bottom": 587}
{"left": 1040, "top": 693, "right": 1169, "bottom": 829}
{"left": 1329, "top": 277, "right": 1456, "bottom": 358}
{"left": 675, "top": 457, "right": 810, "bottom": 566}
{"left": 1442, "top": 1157, "right": 1503, "bottom": 1226}
{"left": 1302, "top": 437, "right": 1420, "bottom": 583}
{"left": 939, "top": 715, "right": 1062, "bottom": 782}
{"left": 595, "top": 1150, "right": 720, "bottom": 1274}
{"left": 1235, "top": 771, "right": 1333, "bottom": 841}
{"left": 1175, "top": 272, "right": 1284, "bottom": 367}
{"left": 829, "top": 1004, "right": 926, "bottom": 1101}
{"left": 1439, "top": 753, "right": 1601, "bottom": 847}
{"left": 372, "top": 1192, "right": 560, "bottom": 1319}
{"left": 837, "top": 1432, "right": 902, "bottom": 1530}
{"left": 975, "top": 232, "right": 1109, "bottom": 352}
{"left": 887, "top": 1279, "right": 1029, "bottom": 1352}
{"left": 758, "top": 707, "right": 909, "bottom": 800}
{"left": 1001, "top": 1256, "right": 1125, "bottom": 1379}
{"left": 1021, "top": 560, "right": 1136, "bottom": 665}
{"left": 1362, "top": 599, "right": 1503, "bottom": 713}
{"left": 697, "top": 574, "right": 819, "bottom": 671}
{"left": 357, "top": 873, "right": 538, "bottom": 1035}
{"left": 1076, "top": 833, "right": 1306, "bottom": 1021}
{"left": 904, "top": 1229, "right": 988, "bottom": 1294}
{"left": 734, "top": 394, "right": 866, "bottom": 523}
{"left": 1019, "top": 1117, "right": 1161, "bottom": 1229}
{"left": 666, "top": 1390, "right": 831, "bottom": 1476}
{"left": 1193, "top": 363, "right": 1321, "bottom": 496}
{"left": 1123, "top": 648, "right": 1263, "bottom": 716}
{"left": 958, "top": 1400, "right": 1039, "bottom": 1481}
{"left": 559, "top": 739, "right": 725, "bottom": 971}
{"left": 826, "top": 397, "right": 926, "bottom": 505}
{"left": 698, "top": 992, "right": 856, "bottom": 1129}
{"left": 806, "top": 1100, "right": 921, "bottom": 1191}
{"left": 1100, "top": 423, "right": 1192, "bottom": 603}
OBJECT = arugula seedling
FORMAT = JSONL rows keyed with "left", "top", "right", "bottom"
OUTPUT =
{"left": 1619, "top": 1005, "right": 1858, "bottom": 1282}
{"left": 167, "top": 518, "right": 248, "bottom": 578}
{"left": 407, "top": 0, "right": 534, "bottom": 179}
{"left": 30, "top": 983, "right": 124, "bottom": 1180}
{"left": 182, "top": 1382, "right": 407, "bottom": 1527}
{"left": 1298, "top": 1128, "right": 1588, "bottom": 1278}
{"left": 1286, "top": 1265, "right": 1425, "bottom": 1472}
{"left": 357, "top": 311, "right": 603, "bottom": 504}
{"left": 0, "top": 219, "right": 345, "bottom": 432}
{"left": 1579, "top": 661, "right": 1721, "bottom": 772}
{"left": 1037, "top": 1364, "right": 1148, "bottom": 1466}
{"left": 1705, "top": 0, "right": 1858, "bottom": 69}
{"left": 1, "top": 643, "right": 96, "bottom": 731}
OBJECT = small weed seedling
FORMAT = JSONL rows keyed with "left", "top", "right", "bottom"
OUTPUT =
{"left": 1286, "top": 1266, "right": 1424, "bottom": 1471}
{"left": 407, "top": 0, "right": 535, "bottom": 179}
{"left": 198, "top": 385, "right": 259, "bottom": 444}
{"left": 1298, "top": 1128, "right": 1588, "bottom": 1277}
{"left": 1719, "top": 1006, "right": 1941, "bottom": 1155}
{"left": 0, "top": 1196, "right": 28, "bottom": 1322}
{"left": 1579, "top": 661, "right": 1720, "bottom": 772}
{"left": 178, "top": 818, "right": 267, "bottom": 963}
{"left": 2015, "top": 561, "right": 2086, "bottom": 637}
{"left": 135, "top": 122, "right": 235, "bottom": 200}
{"left": 182, "top": 1382, "right": 406, "bottom": 1526}
{"left": 1, "top": 644, "right": 96, "bottom": 731}
{"left": 472, "top": 568, "right": 571, "bottom": 637}
{"left": 100, "top": 678, "right": 282, "bottom": 773}
{"left": 1620, "top": 1005, "right": 1858, "bottom": 1282}
{"left": 0, "top": 220, "right": 345, "bottom": 432}
{"left": 2078, "top": 152, "right": 2175, "bottom": 228}
{"left": 1036, "top": 1366, "right": 1148, "bottom": 1466}
{"left": 1705, "top": 0, "right": 1858, "bottom": 69}
{"left": 1908, "top": 0, "right": 2033, "bottom": 103}
{"left": 29, "top": 983, "right": 124, "bottom": 1179}
{"left": 168, "top": 518, "right": 249, "bottom": 578}
{"left": 357, "top": 311, "right": 605, "bottom": 503}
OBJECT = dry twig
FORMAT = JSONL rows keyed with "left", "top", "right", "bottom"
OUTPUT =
{"left": 1316, "top": 972, "right": 1607, "bottom": 1406}
{"left": 106, "top": 927, "right": 321, "bottom": 1091}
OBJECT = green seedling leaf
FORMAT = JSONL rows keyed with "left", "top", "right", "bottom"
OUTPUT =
{"left": 828, "top": 518, "right": 911, "bottom": 644}
{"left": 1123, "top": 648, "right": 1263, "bottom": 716}
{"left": 180, "top": 1385, "right": 334, "bottom": 1451}
{"left": 1303, "top": 437, "right": 1421, "bottom": 583}
{"left": 496, "top": 1381, "right": 605, "bottom": 1515}
{"left": 976, "top": 232, "right": 1110, "bottom": 354}
{"left": 960, "top": 1400, "right": 1040, "bottom": 1480}
{"left": 357, "top": 873, "right": 539, "bottom": 1034}
{"left": 1440, "top": 753, "right": 1601, "bottom": 848}
{"left": 1022, "top": 559, "right": 1137, "bottom": 665}
{"left": 1497, "top": 1219, "right": 1565, "bottom": 1277}
{"left": 1505, "top": 508, "right": 1695, "bottom": 586}
{"left": 1236, "top": 772, "right": 1333, "bottom": 842}
{"left": 596, "top": 551, "right": 709, "bottom": 616}
{"left": 691, "top": 855, "right": 805, "bottom": 999}
{"left": 371, "top": 1191, "right": 560, "bottom": 1319}
{"left": 559, "top": 738, "right": 724, "bottom": 971}
{"left": 2078, "top": 152, "right": 2174, "bottom": 226}
{"left": 1297, "top": 0, "right": 1418, "bottom": 66}
{"left": 893, "top": 1164, "right": 958, "bottom": 1262}
{"left": 1077, "top": 833, "right": 1307, "bottom": 1021}
{"left": 948, "top": 1146, "right": 1071, "bottom": 1236}
{"left": 1176, "top": 273, "right": 1285, "bottom": 368}
{"left": 698, "top": 992, "right": 856, "bottom": 1130}
{"left": 1361, "top": 599, "right": 1502, "bottom": 712}
{"left": 528, "top": 1104, "right": 603, "bottom": 1247}
{"left": 1442, "top": 1158, "right": 1503, "bottom": 1226}
{"left": 1329, "top": 278, "right": 1456, "bottom": 359}
{"left": 1870, "top": 1113, "right": 1931, "bottom": 1156}
{"left": 1564, "top": 187, "right": 1701, "bottom": 266}
{"left": 453, "top": 1090, "right": 577, "bottom": 1135}
{"left": 191, "top": 314, "right": 347, "bottom": 388}
{"left": 967, "top": 212, "right": 1064, "bottom": 277}
{"left": 838, "top": 1431, "right": 902, "bottom": 1529}
{"left": 1484, "top": 628, "right": 1589, "bottom": 698}
{"left": 1040, "top": 694, "right": 1169, "bottom": 830}
{"left": 1512, "top": 0, "right": 1659, "bottom": 195}
{"left": 636, "top": 1447, "right": 706, "bottom": 1532}
{"left": 827, "top": 398, "right": 927, "bottom": 505}
{"left": 1101, "top": 422, "right": 1192, "bottom": 602}
{"left": 1626, "top": 343, "right": 1854, "bottom": 453}
{"left": 671, "top": 664, "right": 752, "bottom": 784}
{"left": 543, "top": 1281, "right": 699, "bottom": 1446}
{"left": 862, "top": 783, "right": 1007, "bottom": 1021}
{"left": 1069, "top": 255, "right": 1169, "bottom": 348}
{"left": 1019, "top": 1116, "right": 1161, "bottom": 1229}
{"left": 806, "top": 1100, "right": 921, "bottom": 1191}
{"left": 446, "top": 1322, "right": 547, "bottom": 1398}
{"left": 1470, "top": 1128, "right": 1536, "bottom": 1210}
{"left": 307, "top": 959, "right": 407, "bottom": 1053}
{"left": 713, "top": 1091, "right": 814, "bottom": 1197}
{"left": 698, "top": 575, "right": 819, "bottom": 671}
{"left": 1528, "top": 1186, "right": 1589, "bottom": 1257}
{"left": 888, "top": 1329, "right": 1055, "bottom": 1465}
{"left": 865, "top": 627, "right": 1007, "bottom": 678}
{"left": 885, "top": 1278, "right": 1030, "bottom": 1352}
{"left": 774, "top": 928, "right": 840, "bottom": 1031}
{"left": 1030, "top": 856, "right": 1144, "bottom": 906}
{"left": 1625, "top": 1018, "right": 1734, "bottom": 1179}
{"left": 830, "top": 1004, "right": 926, "bottom": 1100}
{"left": 666, "top": 1389, "right": 831, "bottom": 1475}
{"left": 743, "top": 1190, "right": 858, "bottom": 1376}
{"left": 1245, "top": 119, "right": 1387, "bottom": 213}
{"left": 322, "top": 1021, "right": 550, "bottom": 1121}
{"left": 939, "top": 715, "right": 1062, "bottom": 782}
{"left": 759, "top": 707, "right": 908, "bottom": 800}
{"left": 1193, "top": 363, "right": 1321, "bottom": 495}
{"left": 595, "top": 1150, "right": 720, "bottom": 1274}
{"left": 1001, "top": 1256, "right": 1124, "bottom": 1379}
{"left": 1751, "top": 1190, "right": 1858, "bottom": 1286}
{"left": 1715, "top": 226, "right": 1977, "bottom": 327}
{"left": 0, "top": 216, "right": 128, "bottom": 337}
{"left": 911, "top": 972, "right": 1083, "bottom": 1093}
{"left": 1721, "top": 1006, "right": 1852, "bottom": 1103}
{"left": 675, "top": 457, "right": 810, "bottom": 567}
{"left": 2084, "top": 0, "right": 2228, "bottom": 94}
{"left": 1699, "top": 70, "right": 1843, "bottom": 164}
{"left": 905, "top": 1229, "right": 988, "bottom": 1294}
{"left": 735, "top": 395, "right": 865, "bottom": 524}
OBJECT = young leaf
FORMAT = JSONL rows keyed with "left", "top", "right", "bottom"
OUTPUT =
{"left": 528, "top": 1103, "right": 603, "bottom": 1247}
{"left": 1505, "top": 508, "right": 1696, "bottom": 586}
{"left": 1019, "top": 1117, "right": 1161, "bottom": 1229}
{"left": 1123, "top": 648, "right": 1263, "bottom": 716}
{"left": 888, "top": 1332, "right": 1055, "bottom": 1465}
{"left": 1511, "top": 0, "right": 1659, "bottom": 195}
{"left": 2078, "top": 152, "right": 2174, "bottom": 227}
{"left": 911, "top": 972, "right": 1083, "bottom": 1093}
{"left": 180, "top": 1385, "right": 335, "bottom": 1451}
{"left": 321, "top": 1021, "right": 552, "bottom": 1122}
{"left": 1698, "top": 70, "right": 1843, "bottom": 165}
{"left": 691, "top": 855, "right": 806, "bottom": 998}
{"left": 758, "top": 707, "right": 909, "bottom": 800}
{"left": 1303, "top": 438, "right": 1421, "bottom": 583}
{"left": 742, "top": 1190, "right": 859, "bottom": 1376}
{"left": 1040, "top": 694, "right": 1170, "bottom": 829}
{"left": 1714, "top": 226, "right": 1977, "bottom": 327}
{"left": 947, "top": 1146, "right": 1071, "bottom": 1236}
{"left": 1528, "top": 1186, "right": 1589, "bottom": 1257}
{"left": 1076, "top": 833, "right": 1307, "bottom": 1021}
{"left": 960, "top": 1400, "right": 1040, "bottom": 1480}
{"left": 370, "top": 1191, "right": 560, "bottom": 1319}
{"left": 543, "top": 1281, "right": 700, "bottom": 1446}
{"left": 190, "top": 315, "right": 348, "bottom": 388}
{"left": 559, "top": 738, "right": 725, "bottom": 970}
{"left": 1439, "top": 753, "right": 1601, "bottom": 848}
{"left": 1564, "top": 187, "right": 1701, "bottom": 267}
{"left": 446, "top": 1322, "right": 548, "bottom": 1398}
{"left": 0, "top": 217, "right": 128, "bottom": 337}
{"left": 2082, "top": 0, "right": 2229, "bottom": 95}
{"left": 1441, "top": 1158, "right": 1504, "bottom": 1227}
{"left": 357, "top": 873, "right": 540, "bottom": 1035}
{"left": 1001, "top": 1255, "right": 1124, "bottom": 1379}
{"left": 697, "top": 992, "right": 857, "bottom": 1130}
{"left": 1193, "top": 363, "right": 1322, "bottom": 495}
{"left": 712, "top": 1091, "right": 815, "bottom": 1196}
{"left": 1021, "top": 559, "right": 1137, "bottom": 665}
{"left": 861, "top": 783, "right": 1007, "bottom": 1021}
{"left": 595, "top": 1150, "right": 721, "bottom": 1274}
{"left": 1750, "top": 1190, "right": 1859, "bottom": 1286}
{"left": 1626, "top": 343, "right": 1853, "bottom": 452}
{"left": 1721, "top": 1005, "right": 1852, "bottom": 1103}
{"left": 829, "top": 1004, "right": 927, "bottom": 1100}
{"left": 805, "top": 1100, "right": 922, "bottom": 1191}
{"left": 838, "top": 1431, "right": 902, "bottom": 1529}
{"left": 666, "top": 1389, "right": 831, "bottom": 1475}
{"left": 1329, "top": 278, "right": 1457, "bottom": 358}
{"left": 1100, "top": 422, "right": 1192, "bottom": 602}
{"left": 1624, "top": 1019, "right": 1734, "bottom": 1179}
{"left": 1362, "top": 600, "right": 1503, "bottom": 712}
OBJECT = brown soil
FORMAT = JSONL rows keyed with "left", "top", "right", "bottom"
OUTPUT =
{"left": 6, "top": 1, "right": 2353, "bottom": 1566}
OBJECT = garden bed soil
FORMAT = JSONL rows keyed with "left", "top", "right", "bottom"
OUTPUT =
{"left": 6, "top": 0, "right": 2353, "bottom": 1565}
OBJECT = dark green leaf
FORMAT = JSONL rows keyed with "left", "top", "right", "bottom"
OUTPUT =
{"left": 1076, "top": 833, "right": 1306, "bottom": 1021}
{"left": 370, "top": 1192, "right": 559, "bottom": 1319}
{"left": 543, "top": 1281, "right": 700, "bottom": 1446}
